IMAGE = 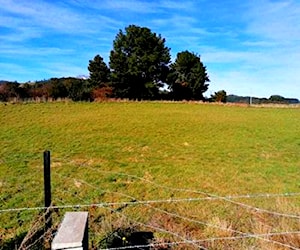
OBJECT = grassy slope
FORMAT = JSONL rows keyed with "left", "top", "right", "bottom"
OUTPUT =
{"left": 0, "top": 102, "right": 299, "bottom": 248}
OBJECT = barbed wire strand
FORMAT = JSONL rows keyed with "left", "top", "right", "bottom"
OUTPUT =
{"left": 52, "top": 167, "right": 300, "bottom": 202}
{"left": 19, "top": 226, "right": 53, "bottom": 250}
{"left": 0, "top": 190, "right": 299, "bottom": 214}
{"left": 18, "top": 207, "right": 52, "bottom": 250}
{"left": 16, "top": 178, "right": 85, "bottom": 250}
{"left": 57, "top": 159, "right": 300, "bottom": 201}
{"left": 3, "top": 165, "right": 299, "bottom": 250}
{"left": 99, "top": 169, "right": 300, "bottom": 249}
{"left": 41, "top": 172, "right": 203, "bottom": 249}
{"left": 101, "top": 204, "right": 205, "bottom": 249}
{"left": 2, "top": 175, "right": 299, "bottom": 249}
{"left": 1, "top": 192, "right": 300, "bottom": 214}
{"left": 71, "top": 172, "right": 300, "bottom": 250}
{"left": 100, "top": 206, "right": 299, "bottom": 250}
{"left": 57, "top": 164, "right": 300, "bottom": 225}
{"left": 82, "top": 165, "right": 300, "bottom": 219}
{"left": 72, "top": 175, "right": 205, "bottom": 249}
{"left": 148, "top": 204, "right": 300, "bottom": 249}
{"left": 20, "top": 185, "right": 100, "bottom": 250}
{"left": 56, "top": 173, "right": 206, "bottom": 249}
{"left": 60, "top": 174, "right": 300, "bottom": 250}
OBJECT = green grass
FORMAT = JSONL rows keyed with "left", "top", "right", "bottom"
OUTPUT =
{"left": 0, "top": 101, "right": 299, "bottom": 249}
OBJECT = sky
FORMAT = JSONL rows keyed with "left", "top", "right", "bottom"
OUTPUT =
{"left": 1, "top": 0, "right": 300, "bottom": 99}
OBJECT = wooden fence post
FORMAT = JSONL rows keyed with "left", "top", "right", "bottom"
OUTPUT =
{"left": 44, "top": 150, "right": 52, "bottom": 230}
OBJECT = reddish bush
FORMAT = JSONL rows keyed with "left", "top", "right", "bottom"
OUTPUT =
{"left": 92, "top": 86, "right": 113, "bottom": 101}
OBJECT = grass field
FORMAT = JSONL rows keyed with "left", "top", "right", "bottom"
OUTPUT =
{"left": 0, "top": 101, "right": 299, "bottom": 249}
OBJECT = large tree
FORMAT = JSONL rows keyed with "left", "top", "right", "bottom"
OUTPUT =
{"left": 109, "top": 25, "right": 171, "bottom": 100}
{"left": 88, "top": 55, "right": 110, "bottom": 88}
{"left": 168, "top": 51, "right": 210, "bottom": 100}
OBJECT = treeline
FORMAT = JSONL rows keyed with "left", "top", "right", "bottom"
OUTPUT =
{"left": 1, "top": 79, "right": 298, "bottom": 104}
{"left": 0, "top": 76, "right": 203, "bottom": 102}
{"left": 0, "top": 78, "right": 93, "bottom": 102}
{"left": 1, "top": 25, "right": 212, "bottom": 102}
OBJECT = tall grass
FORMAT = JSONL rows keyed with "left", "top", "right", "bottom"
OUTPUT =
{"left": 0, "top": 101, "right": 299, "bottom": 249}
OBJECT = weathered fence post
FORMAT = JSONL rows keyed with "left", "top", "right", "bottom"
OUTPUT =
{"left": 44, "top": 150, "right": 52, "bottom": 230}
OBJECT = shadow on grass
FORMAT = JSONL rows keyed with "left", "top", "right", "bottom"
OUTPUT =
{"left": 0, "top": 232, "right": 27, "bottom": 250}
{"left": 98, "top": 227, "right": 170, "bottom": 249}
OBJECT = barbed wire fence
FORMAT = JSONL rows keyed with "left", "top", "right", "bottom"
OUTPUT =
{"left": 55, "top": 166, "right": 300, "bottom": 250}
{"left": 1, "top": 155, "right": 300, "bottom": 249}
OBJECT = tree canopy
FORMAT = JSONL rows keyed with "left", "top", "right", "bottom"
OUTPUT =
{"left": 269, "top": 95, "right": 285, "bottom": 102}
{"left": 88, "top": 55, "right": 110, "bottom": 88}
{"left": 109, "top": 25, "right": 171, "bottom": 100}
{"left": 168, "top": 51, "right": 209, "bottom": 100}
{"left": 211, "top": 90, "right": 227, "bottom": 103}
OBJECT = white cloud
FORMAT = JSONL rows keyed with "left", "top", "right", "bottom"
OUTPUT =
{"left": 206, "top": 44, "right": 300, "bottom": 98}
{"left": 0, "top": 62, "right": 40, "bottom": 82}
{"left": 245, "top": 0, "right": 300, "bottom": 43}
{"left": 68, "top": 0, "right": 196, "bottom": 13}
{"left": 0, "top": 0, "right": 121, "bottom": 37}
{"left": 160, "top": 0, "right": 196, "bottom": 10}
{"left": 0, "top": 44, "right": 74, "bottom": 57}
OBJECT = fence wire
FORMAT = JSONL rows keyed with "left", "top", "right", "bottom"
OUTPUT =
{"left": 1, "top": 162, "right": 300, "bottom": 249}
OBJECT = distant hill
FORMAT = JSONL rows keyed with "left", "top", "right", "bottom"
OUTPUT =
{"left": 227, "top": 94, "right": 299, "bottom": 104}
{"left": 0, "top": 80, "right": 10, "bottom": 84}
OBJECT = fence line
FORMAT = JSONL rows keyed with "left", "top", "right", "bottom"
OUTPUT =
{"left": 88, "top": 166, "right": 300, "bottom": 218}
{"left": 2, "top": 163, "right": 300, "bottom": 249}
{"left": 53, "top": 173, "right": 300, "bottom": 250}
{"left": 1, "top": 182, "right": 300, "bottom": 221}
{"left": 63, "top": 161, "right": 300, "bottom": 203}
{"left": 5, "top": 200, "right": 298, "bottom": 250}
{"left": 1, "top": 198, "right": 297, "bottom": 247}
{"left": 102, "top": 204, "right": 206, "bottom": 249}
{"left": 3, "top": 184, "right": 299, "bottom": 220}
{"left": 54, "top": 174, "right": 219, "bottom": 249}
{"left": 52, "top": 173, "right": 204, "bottom": 248}
{"left": 82, "top": 165, "right": 300, "bottom": 217}
{"left": 52, "top": 167, "right": 300, "bottom": 202}
{"left": 145, "top": 203, "right": 300, "bottom": 250}
{"left": 52, "top": 174, "right": 204, "bottom": 249}
{"left": 5, "top": 171, "right": 298, "bottom": 249}
{"left": 61, "top": 173, "right": 300, "bottom": 250}
{"left": 17, "top": 207, "right": 53, "bottom": 250}
{"left": 1, "top": 192, "right": 300, "bottom": 214}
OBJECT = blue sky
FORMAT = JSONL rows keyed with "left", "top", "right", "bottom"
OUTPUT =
{"left": 1, "top": 0, "right": 300, "bottom": 99}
